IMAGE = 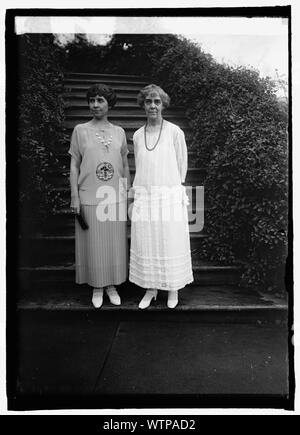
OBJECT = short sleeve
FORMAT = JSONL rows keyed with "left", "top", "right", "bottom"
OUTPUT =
{"left": 120, "top": 129, "right": 129, "bottom": 157}
{"left": 68, "top": 126, "right": 81, "bottom": 162}
{"left": 174, "top": 127, "right": 188, "bottom": 183}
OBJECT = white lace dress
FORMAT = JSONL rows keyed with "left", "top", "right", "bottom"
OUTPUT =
{"left": 129, "top": 120, "right": 193, "bottom": 291}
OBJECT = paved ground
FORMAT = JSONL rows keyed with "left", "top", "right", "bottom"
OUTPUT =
{"left": 8, "top": 305, "right": 291, "bottom": 410}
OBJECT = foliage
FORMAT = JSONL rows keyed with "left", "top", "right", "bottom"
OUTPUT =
{"left": 145, "top": 36, "right": 289, "bottom": 293}
{"left": 17, "top": 34, "right": 67, "bottom": 234}
{"left": 63, "top": 34, "right": 180, "bottom": 76}
{"left": 62, "top": 34, "right": 108, "bottom": 73}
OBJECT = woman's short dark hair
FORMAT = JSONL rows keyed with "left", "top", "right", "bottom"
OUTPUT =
{"left": 86, "top": 83, "right": 117, "bottom": 108}
{"left": 137, "top": 84, "right": 170, "bottom": 109}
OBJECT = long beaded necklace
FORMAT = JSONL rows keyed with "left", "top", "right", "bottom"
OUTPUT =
{"left": 144, "top": 119, "right": 164, "bottom": 151}
{"left": 95, "top": 129, "right": 113, "bottom": 152}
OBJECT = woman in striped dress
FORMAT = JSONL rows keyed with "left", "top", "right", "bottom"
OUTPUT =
{"left": 69, "top": 83, "right": 131, "bottom": 308}
{"left": 129, "top": 84, "right": 193, "bottom": 309}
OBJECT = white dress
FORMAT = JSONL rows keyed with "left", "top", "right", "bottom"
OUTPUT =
{"left": 129, "top": 120, "right": 194, "bottom": 291}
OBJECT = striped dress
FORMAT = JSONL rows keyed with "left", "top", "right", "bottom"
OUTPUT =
{"left": 68, "top": 121, "right": 128, "bottom": 288}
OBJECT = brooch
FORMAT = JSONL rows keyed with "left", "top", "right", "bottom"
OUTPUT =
{"left": 96, "top": 162, "right": 114, "bottom": 181}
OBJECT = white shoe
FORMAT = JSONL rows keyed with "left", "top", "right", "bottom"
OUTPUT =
{"left": 105, "top": 286, "right": 121, "bottom": 306}
{"left": 167, "top": 291, "right": 178, "bottom": 309}
{"left": 92, "top": 288, "right": 103, "bottom": 308}
{"left": 139, "top": 289, "right": 158, "bottom": 310}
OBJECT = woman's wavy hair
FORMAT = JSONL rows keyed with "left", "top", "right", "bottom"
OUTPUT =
{"left": 137, "top": 84, "right": 170, "bottom": 109}
{"left": 86, "top": 83, "right": 117, "bottom": 108}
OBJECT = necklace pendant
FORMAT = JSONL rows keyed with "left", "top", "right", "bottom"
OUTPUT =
{"left": 96, "top": 132, "right": 112, "bottom": 152}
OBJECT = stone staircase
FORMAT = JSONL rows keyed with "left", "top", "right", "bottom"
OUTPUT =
{"left": 17, "top": 72, "right": 287, "bottom": 319}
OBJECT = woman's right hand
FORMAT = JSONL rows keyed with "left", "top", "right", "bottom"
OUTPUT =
{"left": 70, "top": 196, "right": 81, "bottom": 214}
{"left": 127, "top": 198, "right": 134, "bottom": 221}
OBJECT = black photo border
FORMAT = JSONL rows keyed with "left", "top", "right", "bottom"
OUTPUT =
{"left": 5, "top": 6, "right": 294, "bottom": 413}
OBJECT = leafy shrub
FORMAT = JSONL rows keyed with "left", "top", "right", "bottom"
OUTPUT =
{"left": 146, "top": 36, "right": 288, "bottom": 293}
{"left": 17, "top": 34, "right": 67, "bottom": 235}
{"left": 63, "top": 34, "right": 180, "bottom": 76}
{"left": 63, "top": 34, "right": 108, "bottom": 73}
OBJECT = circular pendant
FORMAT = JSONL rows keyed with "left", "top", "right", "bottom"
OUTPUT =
{"left": 96, "top": 162, "right": 114, "bottom": 181}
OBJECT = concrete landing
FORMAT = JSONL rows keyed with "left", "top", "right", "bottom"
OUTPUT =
{"left": 8, "top": 310, "right": 290, "bottom": 410}
{"left": 18, "top": 283, "right": 287, "bottom": 311}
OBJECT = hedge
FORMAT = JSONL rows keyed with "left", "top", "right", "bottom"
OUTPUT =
{"left": 17, "top": 34, "right": 67, "bottom": 235}
{"left": 146, "top": 36, "right": 289, "bottom": 293}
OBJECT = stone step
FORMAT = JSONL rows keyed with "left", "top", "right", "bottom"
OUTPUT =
{"left": 64, "top": 72, "right": 150, "bottom": 83}
{"left": 63, "top": 92, "right": 140, "bottom": 104}
{"left": 65, "top": 107, "right": 186, "bottom": 118}
{"left": 46, "top": 167, "right": 206, "bottom": 188}
{"left": 34, "top": 202, "right": 205, "bottom": 235}
{"left": 18, "top": 233, "right": 208, "bottom": 267}
{"left": 63, "top": 125, "right": 193, "bottom": 142}
{"left": 38, "top": 207, "right": 205, "bottom": 231}
{"left": 18, "top": 260, "right": 243, "bottom": 291}
{"left": 63, "top": 116, "right": 190, "bottom": 130}
{"left": 62, "top": 129, "right": 194, "bottom": 147}
{"left": 64, "top": 83, "right": 150, "bottom": 93}
{"left": 48, "top": 184, "right": 205, "bottom": 205}
{"left": 64, "top": 100, "right": 184, "bottom": 112}
{"left": 65, "top": 100, "right": 140, "bottom": 108}
{"left": 54, "top": 150, "right": 200, "bottom": 168}
{"left": 16, "top": 283, "right": 288, "bottom": 325}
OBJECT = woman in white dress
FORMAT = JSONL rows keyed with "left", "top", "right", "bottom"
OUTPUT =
{"left": 129, "top": 84, "right": 193, "bottom": 309}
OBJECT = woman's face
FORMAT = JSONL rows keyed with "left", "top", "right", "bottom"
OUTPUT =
{"left": 144, "top": 91, "right": 163, "bottom": 121}
{"left": 89, "top": 94, "right": 109, "bottom": 119}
